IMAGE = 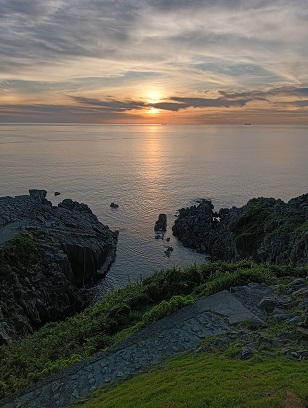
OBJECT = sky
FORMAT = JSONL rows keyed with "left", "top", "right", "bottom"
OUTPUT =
{"left": 0, "top": 0, "right": 308, "bottom": 124}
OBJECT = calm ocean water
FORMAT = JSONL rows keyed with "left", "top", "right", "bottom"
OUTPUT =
{"left": 0, "top": 124, "right": 307, "bottom": 295}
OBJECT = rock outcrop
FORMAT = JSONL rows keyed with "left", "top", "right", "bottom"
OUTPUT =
{"left": 154, "top": 214, "right": 167, "bottom": 232}
{"left": 0, "top": 190, "right": 118, "bottom": 344}
{"left": 172, "top": 194, "right": 308, "bottom": 264}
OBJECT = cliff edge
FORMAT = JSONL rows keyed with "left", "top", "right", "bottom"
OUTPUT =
{"left": 0, "top": 190, "right": 118, "bottom": 344}
{"left": 173, "top": 194, "right": 308, "bottom": 264}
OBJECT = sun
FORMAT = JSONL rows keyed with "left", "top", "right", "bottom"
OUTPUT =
{"left": 141, "top": 89, "right": 165, "bottom": 115}
{"left": 147, "top": 92, "right": 161, "bottom": 104}
{"left": 148, "top": 107, "right": 159, "bottom": 114}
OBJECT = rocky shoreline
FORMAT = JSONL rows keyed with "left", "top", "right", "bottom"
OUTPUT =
{"left": 0, "top": 190, "right": 118, "bottom": 344}
{"left": 172, "top": 194, "right": 308, "bottom": 264}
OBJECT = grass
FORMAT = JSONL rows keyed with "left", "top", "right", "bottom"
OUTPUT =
{"left": 0, "top": 230, "right": 41, "bottom": 283}
{"left": 0, "top": 259, "right": 307, "bottom": 398}
{"left": 73, "top": 352, "right": 308, "bottom": 408}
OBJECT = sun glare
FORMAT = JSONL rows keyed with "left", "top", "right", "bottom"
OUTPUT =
{"left": 147, "top": 92, "right": 161, "bottom": 104}
{"left": 142, "top": 89, "right": 165, "bottom": 116}
{"left": 148, "top": 107, "right": 159, "bottom": 114}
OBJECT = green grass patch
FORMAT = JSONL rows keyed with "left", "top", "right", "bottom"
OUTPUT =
{"left": 0, "top": 261, "right": 307, "bottom": 398}
{"left": 73, "top": 352, "right": 308, "bottom": 408}
{"left": 0, "top": 231, "right": 41, "bottom": 283}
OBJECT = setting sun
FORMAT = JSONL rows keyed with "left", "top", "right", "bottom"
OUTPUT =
{"left": 148, "top": 107, "right": 159, "bottom": 114}
{"left": 147, "top": 92, "right": 161, "bottom": 104}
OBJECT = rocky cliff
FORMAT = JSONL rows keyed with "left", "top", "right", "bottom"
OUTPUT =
{"left": 0, "top": 190, "right": 118, "bottom": 344}
{"left": 172, "top": 194, "right": 308, "bottom": 264}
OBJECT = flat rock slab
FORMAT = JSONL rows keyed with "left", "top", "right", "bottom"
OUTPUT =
{"left": 0, "top": 291, "right": 258, "bottom": 408}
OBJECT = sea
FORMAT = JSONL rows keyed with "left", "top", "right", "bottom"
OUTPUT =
{"left": 0, "top": 124, "right": 307, "bottom": 296}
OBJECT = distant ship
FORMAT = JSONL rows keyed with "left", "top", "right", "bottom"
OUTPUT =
{"left": 244, "top": 123, "right": 251, "bottom": 125}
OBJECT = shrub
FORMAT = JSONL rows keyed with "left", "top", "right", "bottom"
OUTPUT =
{"left": 0, "top": 231, "right": 40, "bottom": 283}
{"left": 142, "top": 295, "right": 194, "bottom": 325}
{"left": 197, "top": 266, "right": 275, "bottom": 298}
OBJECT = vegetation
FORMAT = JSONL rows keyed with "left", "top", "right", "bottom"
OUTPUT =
{"left": 232, "top": 200, "right": 271, "bottom": 256}
{"left": 74, "top": 352, "right": 308, "bottom": 408}
{"left": 0, "top": 231, "right": 41, "bottom": 283}
{"left": 230, "top": 198, "right": 307, "bottom": 259}
{"left": 0, "top": 260, "right": 307, "bottom": 398}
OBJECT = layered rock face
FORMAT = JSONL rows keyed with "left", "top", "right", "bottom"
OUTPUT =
{"left": 0, "top": 190, "right": 118, "bottom": 344}
{"left": 173, "top": 194, "right": 308, "bottom": 264}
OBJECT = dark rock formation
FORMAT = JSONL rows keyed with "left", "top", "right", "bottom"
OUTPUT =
{"left": 173, "top": 194, "right": 308, "bottom": 264}
{"left": 164, "top": 246, "right": 173, "bottom": 257}
{"left": 154, "top": 213, "right": 167, "bottom": 232}
{"left": 0, "top": 190, "right": 118, "bottom": 344}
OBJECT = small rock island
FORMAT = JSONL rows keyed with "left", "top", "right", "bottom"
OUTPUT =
{"left": 154, "top": 213, "right": 167, "bottom": 232}
{"left": 0, "top": 189, "right": 118, "bottom": 344}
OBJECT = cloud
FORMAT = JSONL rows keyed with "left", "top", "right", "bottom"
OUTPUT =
{"left": 0, "top": 102, "right": 144, "bottom": 123}
{"left": 72, "top": 94, "right": 252, "bottom": 113}
{"left": 0, "top": 1, "right": 308, "bottom": 122}
{"left": 72, "top": 97, "right": 146, "bottom": 111}
{"left": 220, "top": 86, "right": 308, "bottom": 99}
{"left": 71, "top": 91, "right": 259, "bottom": 113}
{"left": 1, "top": 0, "right": 307, "bottom": 82}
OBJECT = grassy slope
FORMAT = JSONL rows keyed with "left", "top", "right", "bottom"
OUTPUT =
{"left": 0, "top": 259, "right": 307, "bottom": 398}
{"left": 74, "top": 352, "right": 308, "bottom": 408}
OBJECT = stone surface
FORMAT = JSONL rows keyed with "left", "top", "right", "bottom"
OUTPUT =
{"left": 172, "top": 194, "right": 308, "bottom": 264}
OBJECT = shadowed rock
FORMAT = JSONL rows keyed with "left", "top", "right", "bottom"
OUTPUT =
{"left": 0, "top": 190, "right": 118, "bottom": 344}
{"left": 154, "top": 213, "right": 167, "bottom": 232}
{"left": 172, "top": 194, "right": 308, "bottom": 264}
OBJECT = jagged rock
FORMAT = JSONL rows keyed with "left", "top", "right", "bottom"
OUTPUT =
{"left": 154, "top": 214, "right": 167, "bottom": 232}
{"left": 29, "top": 189, "right": 50, "bottom": 205}
{"left": 258, "top": 297, "right": 280, "bottom": 312}
{"left": 240, "top": 346, "right": 254, "bottom": 360}
{"left": 297, "top": 300, "right": 308, "bottom": 310}
{"left": 287, "top": 278, "right": 307, "bottom": 294}
{"left": 164, "top": 246, "right": 173, "bottom": 257}
{"left": 0, "top": 190, "right": 118, "bottom": 344}
{"left": 172, "top": 194, "right": 308, "bottom": 264}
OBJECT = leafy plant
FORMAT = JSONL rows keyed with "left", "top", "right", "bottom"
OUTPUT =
{"left": 0, "top": 231, "right": 40, "bottom": 283}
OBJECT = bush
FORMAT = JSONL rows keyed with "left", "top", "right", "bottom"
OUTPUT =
{"left": 142, "top": 295, "right": 194, "bottom": 325}
{"left": 197, "top": 266, "right": 275, "bottom": 297}
{"left": 0, "top": 231, "right": 40, "bottom": 283}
